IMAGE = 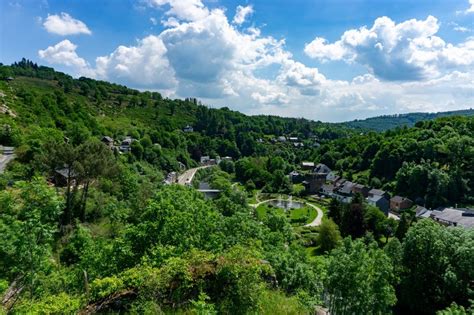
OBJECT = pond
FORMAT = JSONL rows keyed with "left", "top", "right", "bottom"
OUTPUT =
{"left": 266, "top": 197, "right": 305, "bottom": 210}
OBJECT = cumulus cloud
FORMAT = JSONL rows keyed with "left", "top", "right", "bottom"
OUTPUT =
{"left": 37, "top": 2, "right": 474, "bottom": 122}
{"left": 95, "top": 35, "right": 177, "bottom": 89}
{"left": 305, "top": 16, "right": 474, "bottom": 81}
{"left": 145, "top": 0, "right": 209, "bottom": 22}
{"left": 38, "top": 40, "right": 91, "bottom": 73}
{"left": 43, "top": 12, "right": 91, "bottom": 35}
{"left": 276, "top": 60, "right": 326, "bottom": 95}
{"left": 233, "top": 5, "right": 253, "bottom": 25}
{"left": 465, "top": 0, "right": 474, "bottom": 13}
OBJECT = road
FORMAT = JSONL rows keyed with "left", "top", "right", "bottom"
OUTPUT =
{"left": 249, "top": 198, "right": 324, "bottom": 227}
{"left": 177, "top": 165, "right": 212, "bottom": 186}
{"left": 0, "top": 154, "right": 15, "bottom": 174}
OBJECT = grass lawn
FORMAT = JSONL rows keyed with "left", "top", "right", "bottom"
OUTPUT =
{"left": 290, "top": 206, "right": 317, "bottom": 224}
{"left": 256, "top": 203, "right": 316, "bottom": 225}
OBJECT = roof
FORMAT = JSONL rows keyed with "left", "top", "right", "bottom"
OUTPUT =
{"left": 369, "top": 188, "right": 387, "bottom": 196}
{"left": 321, "top": 183, "right": 335, "bottom": 193}
{"left": 338, "top": 181, "right": 355, "bottom": 195}
{"left": 430, "top": 208, "right": 474, "bottom": 228}
{"left": 302, "top": 161, "right": 315, "bottom": 167}
{"left": 353, "top": 183, "right": 368, "bottom": 190}
{"left": 289, "top": 170, "right": 300, "bottom": 176}
{"left": 367, "top": 194, "right": 384, "bottom": 203}
{"left": 102, "top": 136, "right": 113, "bottom": 142}
{"left": 391, "top": 195, "right": 411, "bottom": 203}
{"left": 55, "top": 167, "right": 77, "bottom": 178}
{"left": 314, "top": 163, "right": 331, "bottom": 174}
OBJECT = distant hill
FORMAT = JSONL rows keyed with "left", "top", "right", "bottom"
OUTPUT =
{"left": 342, "top": 109, "right": 474, "bottom": 131}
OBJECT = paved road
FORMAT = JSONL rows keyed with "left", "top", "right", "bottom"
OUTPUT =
{"left": 249, "top": 198, "right": 324, "bottom": 227}
{"left": 177, "top": 165, "right": 212, "bottom": 186}
{"left": 0, "top": 154, "right": 15, "bottom": 174}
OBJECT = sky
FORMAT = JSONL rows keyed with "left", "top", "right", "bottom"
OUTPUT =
{"left": 1, "top": 0, "right": 473, "bottom": 122}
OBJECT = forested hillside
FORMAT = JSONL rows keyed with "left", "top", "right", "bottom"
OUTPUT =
{"left": 343, "top": 109, "right": 474, "bottom": 131}
{"left": 0, "top": 60, "right": 473, "bottom": 314}
{"left": 311, "top": 117, "right": 474, "bottom": 208}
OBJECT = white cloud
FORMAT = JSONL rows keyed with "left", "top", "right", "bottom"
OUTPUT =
{"left": 95, "top": 35, "right": 177, "bottom": 89}
{"left": 38, "top": 40, "right": 91, "bottom": 74}
{"left": 150, "top": 17, "right": 158, "bottom": 25}
{"left": 145, "top": 0, "right": 209, "bottom": 22}
{"left": 465, "top": 0, "right": 474, "bottom": 13}
{"left": 233, "top": 5, "right": 253, "bottom": 25}
{"left": 43, "top": 12, "right": 91, "bottom": 35}
{"left": 305, "top": 16, "right": 474, "bottom": 81}
{"left": 276, "top": 60, "right": 326, "bottom": 95}
{"left": 37, "top": 3, "right": 474, "bottom": 122}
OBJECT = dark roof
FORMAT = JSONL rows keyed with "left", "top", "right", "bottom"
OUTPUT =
{"left": 321, "top": 183, "right": 335, "bottom": 192}
{"left": 338, "top": 181, "right": 355, "bottom": 195}
{"left": 353, "top": 183, "right": 368, "bottom": 190}
{"left": 369, "top": 188, "right": 387, "bottom": 196}
{"left": 55, "top": 167, "right": 77, "bottom": 178}
{"left": 431, "top": 208, "right": 474, "bottom": 228}
{"left": 367, "top": 195, "right": 384, "bottom": 203}
{"left": 102, "top": 136, "right": 113, "bottom": 143}
{"left": 391, "top": 195, "right": 411, "bottom": 203}
{"left": 314, "top": 163, "right": 331, "bottom": 174}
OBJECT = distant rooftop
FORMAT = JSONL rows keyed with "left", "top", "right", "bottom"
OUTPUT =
{"left": 430, "top": 207, "right": 474, "bottom": 228}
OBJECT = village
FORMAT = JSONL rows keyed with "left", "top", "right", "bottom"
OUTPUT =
{"left": 91, "top": 131, "right": 474, "bottom": 230}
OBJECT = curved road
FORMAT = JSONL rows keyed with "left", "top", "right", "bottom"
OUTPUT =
{"left": 177, "top": 165, "right": 212, "bottom": 186}
{"left": 249, "top": 198, "right": 324, "bottom": 227}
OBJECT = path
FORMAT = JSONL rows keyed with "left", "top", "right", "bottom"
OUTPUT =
{"left": 177, "top": 165, "right": 212, "bottom": 186}
{"left": 249, "top": 198, "right": 324, "bottom": 227}
{"left": 0, "top": 146, "right": 15, "bottom": 174}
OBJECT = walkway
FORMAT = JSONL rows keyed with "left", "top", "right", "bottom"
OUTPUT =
{"left": 249, "top": 198, "right": 324, "bottom": 227}
{"left": 0, "top": 146, "right": 15, "bottom": 174}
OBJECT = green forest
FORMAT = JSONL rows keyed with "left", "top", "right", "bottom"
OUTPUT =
{"left": 0, "top": 60, "right": 473, "bottom": 314}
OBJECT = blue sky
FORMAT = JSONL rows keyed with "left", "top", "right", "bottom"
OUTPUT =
{"left": 1, "top": 0, "right": 473, "bottom": 122}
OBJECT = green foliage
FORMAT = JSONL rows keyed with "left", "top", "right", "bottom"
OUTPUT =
{"left": 316, "top": 218, "right": 342, "bottom": 252}
{"left": 326, "top": 238, "right": 397, "bottom": 314}
{"left": 398, "top": 220, "right": 474, "bottom": 314}
{"left": 14, "top": 292, "right": 82, "bottom": 314}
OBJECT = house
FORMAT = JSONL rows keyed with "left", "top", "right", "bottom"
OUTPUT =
{"left": 222, "top": 156, "right": 233, "bottom": 162}
{"left": 119, "top": 136, "right": 134, "bottom": 153}
{"left": 5, "top": 77, "right": 14, "bottom": 82}
{"left": 390, "top": 196, "right": 413, "bottom": 211}
{"left": 301, "top": 161, "right": 315, "bottom": 170}
{"left": 368, "top": 188, "right": 390, "bottom": 200}
{"left": 333, "top": 181, "right": 355, "bottom": 203}
{"left": 367, "top": 194, "right": 390, "bottom": 215}
{"left": 320, "top": 183, "right": 336, "bottom": 197}
{"left": 313, "top": 163, "right": 331, "bottom": 175}
{"left": 277, "top": 136, "right": 287, "bottom": 142}
{"left": 164, "top": 172, "right": 177, "bottom": 185}
{"left": 289, "top": 137, "right": 299, "bottom": 142}
{"left": 303, "top": 173, "right": 326, "bottom": 194}
{"left": 352, "top": 184, "right": 369, "bottom": 197}
{"left": 326, "top": 172, "right": 338, "bottom": 182}
{"left": 101, "top": 136, "right": 114, "bottom": 148}
{"left": 257, "top": 138, "right": 264, "bottom": 143}
{"left": 183, "top": 125, "right": 194, "bottom": 133}
{"left": 54, "top": 167, "right": 77, "bottom": 187}
{"left": 293, "top": 142, "right": 304, "bottom": 148}
{"left": 430, "top": 207, "right": 474, "bottom": 228}
{"left": 415, "top": 206, "right": 432, "bottom": 218}
{"left": 289, "top": 171, "right": 303, "bottom": 183}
